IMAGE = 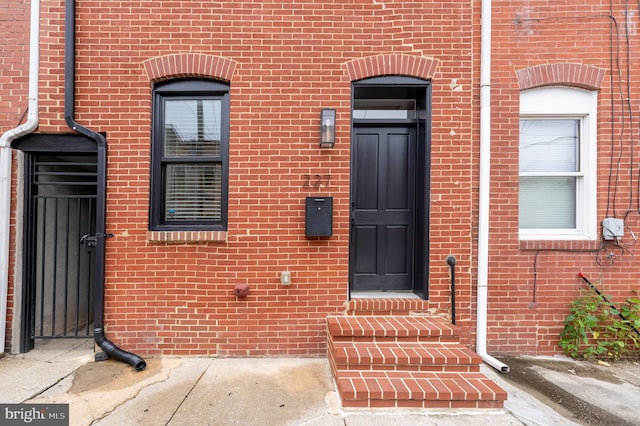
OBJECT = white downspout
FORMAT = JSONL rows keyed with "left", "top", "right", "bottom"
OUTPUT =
{"left": 478, "top": 0, "right": 509, "bottom": 373}
{"left": 0, "top": 0, "right": 40, "bottom": 352}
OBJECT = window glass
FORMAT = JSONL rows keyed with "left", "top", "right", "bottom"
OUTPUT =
{"left": 519, "top": 118, "right": 579, "bottom": 229}
{"left": 520, "top": 119, "right": 578, "bottom": 173}
{"left": 165, "top": 163, "right": 222, "bottom": 221}
{"left": 519, "top": 176, "right": 576, "bottom": 228}
{"left": 353, "top": 99, "right": 416, "bottom": 119}
{"left": 164, "top": 99, "right": 221, "bottom": 157}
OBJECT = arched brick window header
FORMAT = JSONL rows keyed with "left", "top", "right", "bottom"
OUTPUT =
{"left": 143, "top": 53, "right": 237, "bottom": 83}
{"left": 344, "top": 54, "right": 439, "bottom": 82}
{"left": 516, "top": 63, "right": 606, "bottom": 91}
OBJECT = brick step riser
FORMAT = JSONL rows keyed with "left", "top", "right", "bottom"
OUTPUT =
{"left": 328, "top": 343, "right": 482, "bottom": 372}
{"left": 327, "top": 336, "right": 479, "bottom": 355}
{"left": 330, "top": 355, "right": 482, "bottom": 370}
{"left": 327, "top": 316, "right": 459, "bottom": 337}
{"left": 335, "top": 375, "right": 507, "bottom": 408}
{"left": 329, "top": 335, "right": 460, "bottom": 344}
{"left": 346, "top": 311, "right": 418, "bottom": 316}
{"left": 333, "top": 381, "right": 506, "bottom": 408}
{"left": 334, "top": 364, "right": 481, "bottom": 372}
{"left": 341, "top": 399, "right": 506, "bottom": 409}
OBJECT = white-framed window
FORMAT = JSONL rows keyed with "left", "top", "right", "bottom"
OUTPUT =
{"left": 519, "top": 87, "right": 597, "bottom": 240}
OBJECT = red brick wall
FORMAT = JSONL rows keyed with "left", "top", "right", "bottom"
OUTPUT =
{"left": 0, "top": 0, "right": 31, "bottom": 350}
{"left": 0, "top": 0, "right": 29, "bottom": 128}
{"left": 489, "top": 0, "right": 640, "bottom": 356}
{"left": 0, "top": 1, "right": 477, "bottom": 357}
{"left": 4, "top": 0, "right": 638, "bottom": 359}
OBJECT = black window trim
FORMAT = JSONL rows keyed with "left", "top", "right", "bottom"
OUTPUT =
{"left": 149, "top": 78, "right": 230, "bottom": 231}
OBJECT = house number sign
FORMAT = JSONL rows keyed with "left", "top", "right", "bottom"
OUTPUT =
{"left": 303, "top": 174, "right": 331, "bottom": 188}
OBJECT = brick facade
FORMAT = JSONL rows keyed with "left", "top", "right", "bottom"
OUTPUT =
{"left": 490, "top": 0, "right": 640, "bottom": 355}
{"left": 1, "top": 0, "right": 639, "bottom": 359}
{"left": 0, "top": 0, "right": 31, "bottom": 352}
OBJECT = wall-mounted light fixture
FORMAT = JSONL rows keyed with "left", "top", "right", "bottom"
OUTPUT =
{"left": 320, "top": 108, "right": 336, "bottom": 148}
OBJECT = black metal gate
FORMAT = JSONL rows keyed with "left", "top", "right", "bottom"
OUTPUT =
{"left": 24, "top": 152, "right": 97, "bottom": 342}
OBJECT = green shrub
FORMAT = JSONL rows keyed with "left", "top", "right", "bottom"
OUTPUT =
{"left": 559, "top": 288, "right": 640, "bottom": 360}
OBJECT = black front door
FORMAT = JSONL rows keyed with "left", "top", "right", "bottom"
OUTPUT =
{"left": 350, "top": 126, "right": 416, "bottom": 291}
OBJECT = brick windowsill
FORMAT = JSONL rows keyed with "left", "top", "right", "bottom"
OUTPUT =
{"left": 147, "top": 230, "right": 227, "bottom": 244}
{"left": 519, "top": 239, "right": 601, "bottom": 252}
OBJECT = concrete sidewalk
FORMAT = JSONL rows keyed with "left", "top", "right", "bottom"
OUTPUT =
{"left": 0, "top": 339, "right": 636, "bottom": 426}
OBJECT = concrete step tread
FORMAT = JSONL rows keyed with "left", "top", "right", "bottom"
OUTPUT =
{"left": 335, "top": 370, "right": 508, "bottom": 403}
{"left": 327, "top": 315, "right": 457, "bottom": 340}
{"left": 330, "top": 341, "right": 482, "bottom": 367}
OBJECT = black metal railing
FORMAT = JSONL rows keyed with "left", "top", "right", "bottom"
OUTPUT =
{"left": 446, "top": 256, "right": 456, "bottom": 325}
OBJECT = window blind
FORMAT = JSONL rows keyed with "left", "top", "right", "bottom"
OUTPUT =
{"left": 165, "top": 163, "right": 222, "bottom": 221}
{"left": 519, "top": 119, "right": 579, "bottom": 229}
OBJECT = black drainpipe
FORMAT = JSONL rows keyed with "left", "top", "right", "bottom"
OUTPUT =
{"left": 65, "top": 0, "right": 146, "bottom": 371}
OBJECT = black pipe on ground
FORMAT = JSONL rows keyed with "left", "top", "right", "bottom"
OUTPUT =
{"left": 65, "top": 0, "right": 146, "bottom": 371}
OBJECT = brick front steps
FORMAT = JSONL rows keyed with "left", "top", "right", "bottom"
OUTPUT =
{"left": 330, "top": 341, "right": 482, "bottom": 373}
{"left": 327, "top": 300, "right": 507, "bottom": 409}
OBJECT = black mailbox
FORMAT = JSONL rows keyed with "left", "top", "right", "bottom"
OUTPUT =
{"left": 305, "top": 197, "right": 333, "bottom": 237}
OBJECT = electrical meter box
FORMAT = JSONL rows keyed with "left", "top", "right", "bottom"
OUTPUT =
{"left": 305, "top": 197, "right": 333, "bottom": 237}
{"left": 602, "top": 217, "right": 624, "bottom": 240}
